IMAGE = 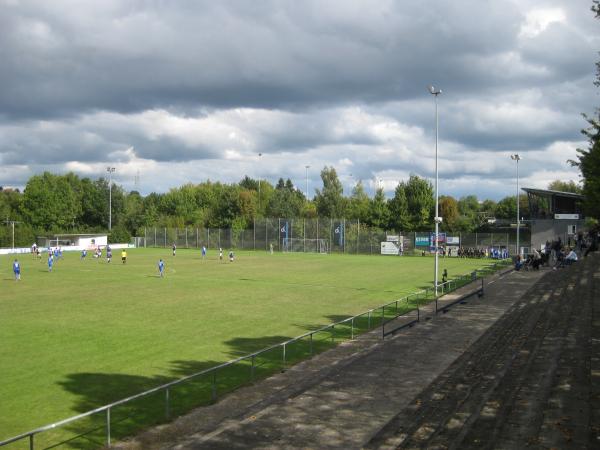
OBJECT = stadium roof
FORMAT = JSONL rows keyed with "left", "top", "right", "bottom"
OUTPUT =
{"left": 521, "top": 187, "right": 583, "bottom": 200}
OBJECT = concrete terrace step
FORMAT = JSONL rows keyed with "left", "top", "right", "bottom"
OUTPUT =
{"left": 366, "top": 254, "right": 598, "bottom": 450}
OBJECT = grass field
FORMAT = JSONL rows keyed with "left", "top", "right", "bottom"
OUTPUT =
{"left": 1, "top": 248, "right": 497, "bottom": 447}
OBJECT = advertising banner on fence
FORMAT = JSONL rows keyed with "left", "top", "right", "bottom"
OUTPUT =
{"left": 415, "top": 236, "right": 429, "bottom": 247}
{"left": 429, "top": 232, "right": 447, "bottom": 245}
{"left": 447, "top": 236, "right": 460, "bottom": 245}
{"left": 280, "top": 221, "right": 289, "bottom": 248}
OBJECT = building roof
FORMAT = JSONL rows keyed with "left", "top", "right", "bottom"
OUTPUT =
{"left": 522, "top": 187, "right": 584, "bottom": 200}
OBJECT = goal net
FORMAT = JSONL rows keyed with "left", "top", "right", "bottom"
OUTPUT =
{"left": 282, "top": 238, "right": 329, "bottom": 254}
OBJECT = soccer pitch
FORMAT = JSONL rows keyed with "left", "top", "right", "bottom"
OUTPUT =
{"left": 1, "top": 248, "right": 494, "bottom": 446}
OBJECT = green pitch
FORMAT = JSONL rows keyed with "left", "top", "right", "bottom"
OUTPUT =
{"left": 0, "top": 248, "right": 496, "bottom": 447}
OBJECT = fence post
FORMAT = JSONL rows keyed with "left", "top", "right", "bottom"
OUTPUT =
{"left": 331, "top": 325, "right": 335, "bottom": 343}
{"left": 165, "top": 387, "right": 170, "bottom": 419}
{"left": 309, "top": 333, "right": 313, "bottom": 355}
{"left": 357, "top": 218, "right": 360, "bottom": 254}
{"left": 164, "top": 227, "right": 167, "bottom": 247}
{"left": 144, "top": 227, "right": 147, "bottom": 248}
{"left": 282, "top": 343, "right": 286, "bottom": 370}
{"left": 154, "top": 227, "right": 157, "bottom": 247}
{"left": 106, "top": 407, "right": 111, "bottom": 447}
{"left": 29, "top": 435, "right": 34, "bottom": 450}
{"left": 368, "top": 310, "right": 371, "bottom": 329}
{"left": 251, "top": 355, "right": 255, "bottom": 380}
{"left": 351, "top": 317, "right": 354, "bottom": 340}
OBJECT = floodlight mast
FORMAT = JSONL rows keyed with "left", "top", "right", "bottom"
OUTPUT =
{"left": 428, "top": 85, "right": 442, "bottom": 298}
{"left": 511, "top": 154, "right": 521, "bottom": 256}
{"left": 305, "top": 165, "right": 310, "bottom": 199}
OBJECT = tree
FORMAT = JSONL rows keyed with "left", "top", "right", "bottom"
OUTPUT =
{"left": 567, "top": 2, "right": 600, "bottom": 218}
{"left": 346, "top": 181, "right": 370, "bottom": 222}
{"left": 548, "top": 180, "right": 582, "bottom": 194}
{"left": 494, "top": 196, "right": 517, "bottom": 220}
{"left": 315, "top": 166, "right": 346, "bottom": 218}
{"left": 404, "top": 175, "right": 434, "bottom": 230}
{"left": 21, "top": 172, "right": 81, "bottom": 231}
{"left": 388, "top": 182, "right": 410, "bottom": 231}
{"left": 439, "top": 195, "right": 459, "bottom": 231}
{"left": 368, "top": 188, "right": 390, "bottom": 229}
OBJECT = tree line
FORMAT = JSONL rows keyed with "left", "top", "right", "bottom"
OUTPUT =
{"left": 0, "top": 166, "right": 581, "bottom": 247}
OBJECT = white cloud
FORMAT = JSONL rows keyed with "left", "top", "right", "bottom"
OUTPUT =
{"left": 519, "top": 8, "right": 566, "bottom": 39}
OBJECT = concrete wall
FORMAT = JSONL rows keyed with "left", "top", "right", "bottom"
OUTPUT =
{"left": 530, "top": 219, "right": 586, "bottom": 249}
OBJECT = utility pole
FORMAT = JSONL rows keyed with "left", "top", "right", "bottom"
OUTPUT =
{"left": 4, "top": 218, "right": 22, "bottom": 250}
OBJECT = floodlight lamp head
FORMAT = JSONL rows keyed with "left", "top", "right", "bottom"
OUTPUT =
{"left": 511, "top": 154, "right": 521, "bottom": 161}
{"left": 428, "top": 85, "right": 442, "bottom": 95}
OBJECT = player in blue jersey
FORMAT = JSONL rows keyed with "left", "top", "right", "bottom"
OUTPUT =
{"left": 158, "top": 259, "right": 165, "bottom": 277}
{"left": 81, "top": 249, "right": 87, "bottom": 260}
{"left": 202, "top": 246, "right": 207, "bottom": 259}
{"left": 48, "top": 254, "right": 54, "bottom": 272}
{"left": 13, "top": 259, "right": 21, "bottom": 281}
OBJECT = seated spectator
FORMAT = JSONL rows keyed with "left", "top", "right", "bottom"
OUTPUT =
{"left": 565, "top": 248, "right": 578, "bottom": 265}
{"left": 515, "top": 255, "right": 523, "bottom": 271}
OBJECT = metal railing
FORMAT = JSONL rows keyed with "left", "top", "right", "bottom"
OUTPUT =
{"left": 0, "top": 259, "right": 511, "bottom": 449}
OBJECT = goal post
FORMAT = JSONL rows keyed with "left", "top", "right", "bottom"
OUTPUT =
{"left": 282, "top": 238, "right": 329, "bottom": 254}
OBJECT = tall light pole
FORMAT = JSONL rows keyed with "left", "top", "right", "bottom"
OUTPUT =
{"left": 511, "top": 154, "right": 521, "bottom": 256}
{"left": 305, "top": 165, "right": 310, "bottom": 199}
{"left": 428, "top": 85, "right": 442, "bottom": 297}
{"left": 3, "top": 219, "right": 21, "bottom": 250}
{"left": 107, "top": 167, "right": 115, "bottom": 231}
{"left": 258, "top": 153, "right": 262, "bottom": 213}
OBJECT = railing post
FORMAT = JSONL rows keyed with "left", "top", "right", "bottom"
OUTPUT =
{"left": 165, "top": 387, "right": 170, "bottom": 420}
{"left": 309, "top": 333, "right": 313, "bottom": 355}
{"left": 368, "top": 310, "right": 371, "bottom": 329}
{"left": 331, "top": 325, "right": 335, "bottom": 343}
{"left": 351, "top": 317, "right": 354, "bottom": 340}
{"left": 251, "top": 355, "right": 255, "bottom": 380}
{"left": 29, "top": 434, "right": 34, "bottom": 450}
{"left": 282, "top": 343, "right": 286, "bottom": 370}
{"left": 106, "top": 407, "right": 111, "bottom": 447}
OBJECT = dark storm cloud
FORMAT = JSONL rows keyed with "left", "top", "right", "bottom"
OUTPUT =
{"left": 0, "top": 0, "right": 572, "bottom": 121}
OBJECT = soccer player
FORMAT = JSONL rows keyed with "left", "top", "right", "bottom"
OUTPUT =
{"left": 107, "top": 247, "right": 112, "bottom": 263}
{"left": 219, "top": 247, "right": 223, "bottom": 261}
{"left": 172, "top": 243, "right": 176, "bottom": 257}
{"left": 13, "top": 259, "right": 21, "bottom": 281}
{"left": 121, "top": 249, "right": 127, "bottom": 264}
{"left": 202, "top": 246, "right": 207, "bottom": 259}
{"left": 81, "top": 249, "right": 87, "bottom": 260}
{"left": 158, "top": 258, "right": 165, "bottom": 277}
{"left": 48, "top": 254, "right": 54, "bottom": 272}
{"left": 229, "top": 250, "right": 234, "bottom": 262}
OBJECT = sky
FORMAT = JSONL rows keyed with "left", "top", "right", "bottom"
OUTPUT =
{"left": 0, "top": 0, "right": 598, "bottom": 200}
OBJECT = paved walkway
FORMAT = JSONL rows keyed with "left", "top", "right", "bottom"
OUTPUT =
{"left": 117, "top": 262, "right": 564, "bottom": 449}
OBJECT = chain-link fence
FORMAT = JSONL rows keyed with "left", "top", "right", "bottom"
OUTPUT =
{"left": 136, "top": 219, "right": 531, "bottom": 256}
